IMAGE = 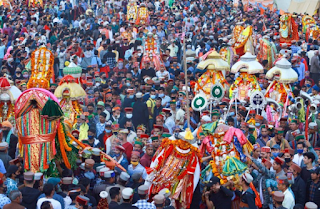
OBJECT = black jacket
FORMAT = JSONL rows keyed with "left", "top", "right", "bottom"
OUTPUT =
{"left": 209, "top": 186, "right": 233, "bottom": 209}
{"left": 109, "top": 201, "right": 119, "bottom": 209}
{"left": 291, "top": 175, "right": 306, "bottom": 205}
{"left": 20, "top": 187, "right": 41, "bottom": 209}
{"left": 235, "top": 188, "right": 257, "bottom": 209}
{"left": 306, "top": 180, "right": 320, "bottom": 207}
{"left": 114, "top": 202, "right": 138, "bottom": 209}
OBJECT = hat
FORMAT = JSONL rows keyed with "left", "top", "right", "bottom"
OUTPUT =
{"left": 85, "top": 159, "right": 95, "bottom": 168}
{"left": 132, "top": 172, "right": 142, "bottom": 182}
{"left": 291, "top": 119, "right": 299, "bottom": 124}
{"left": 34, "top": 173, "right": 43, "bottom": 181}
{"left": 290, "top": 163, "right": 301, "bottom": 173}
{"left": 253, "top": 144, "right": 260, "bottom": 150}
{"left": 9, "top": 158, "right": 20, "bottom": 165}
{"left": 104, "top": 170, "right": 115, "bottom": 178}
{"left": 119, "top": 172, "right": 130, "bottom": 181}
{"left": 119, "top": 129, "right": 129, "bottom": 134}
{"left": 206, "top": 176, "right": 220, "bottom": 187}
{"left": 271, "top": 144, "right": 280, "bottom": 150}
{"left": 76, "top": 195, "right": 89, "bottom": 206}
{"left": 274, "top": 127, "right": 284, "bottom": 134}
{"left": 273, "top": 191, "right": 284, "bottom": 202}
{"left": 309, "top": 122, "right": 317, "bottom": 129}
{"left": 153, "top": 194, "right": 165, "bottom": 205}
{"left": 136, "top": 92, "right": 143, "bottom": 98}
{"left": 97, "top": 101, "right": 105, "bottom": 107}
{"left": 1, "top": 121, "right": 12, "bottom": 129}
{"left": 115, "top": 145, "right": 126, "bottom": 152}
{"left": 274, "top": 157, "right": 284, "bottom": 165}
{"left": 158, "top": 188, "right": 171, "bottom": 198}
{"left": 47, "top": 177, "right": 61, "bottom": 186}
{"left": 24, "top": 172, "right": 34, "bottom": 181}
{"left": 61, "top": 177, "right": 73, "bottom": 185}
{"left": 138, "top": 185, "right": 149, "bottom": 195}
{"left": 242, "top": 173, "right": 253, "bottom": 184}
{"left": 100, "top": 191, "right": 109, "bottom": 199}
{"left": 99, "top": 167, "right": 110, "bottom": 177}
{"left": 282, "top": 148, "right": 294, "bottom": 155}
{"left": 92, "top": 148, "right": 101, "bottom": 156}
{"left": 295, "top": 134, "right": 305, "bottom": 141}
{"left": 280, "top": 117, "right": 287, "bottom": 122}
{"left": 201, "top": 115, "right": 211, "bottom": 122}
{"left": 262, "top": 158, "right": 272, "bottom": 168}
{"left": 255, "top": 115, "right": 264, "bottom": 120}
{"left": 131, "top": 151, "right": 140, "bottom": 157}
{"left": 151, "top": 135, "right": 159, "bottom": 141}
{"left": 162, "top": 108, "right": 171, "bottom": 114}
{"left": 140, "top": 134, "right": 149, "bottom": 139}
{"left": 305, "top": 202, "right": 318, "bottom": 209}
{"left": 261, "top": 146, "right": 271, "bottom": 153}
{"left": 96, "top": 165, "right": 106, "bottom": 172}
{"left": 122, "top": 188, "right": 134, "bottom": 199}
{"left": 0, "top": 142, "right": 8, "bottom": 151}
{"left": 248, "top": 125, "right": 255, "bottom": 132}
{"left": 277, "top": 175, "right": 288, "bottom": 184}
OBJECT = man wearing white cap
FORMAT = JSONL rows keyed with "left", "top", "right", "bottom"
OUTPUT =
{"left": 93, "top": 169, "right": 114, "bottom": 201}
{"left": 133, "top": 185, "right": 155, "bottom": 208}
{"left": 307, "top": 122, "right": 320, "bottom": 147}
{"left": 234, "top": 173, "right": 256, "bottom": 209}
{"left": 114, "top": 187, "right": 138, "bottom": 209}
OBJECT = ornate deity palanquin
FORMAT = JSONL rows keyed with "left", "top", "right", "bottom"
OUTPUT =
{"left": 257, "top": 39, "right": 277, "bottom": 70}
{"left": 136, "top": 3, "right": 149, "bottom": 25}
{"left": 233, "top": 26, "right": 254, "bottom": 56}
{"left": 127, "top": 0, "right": 138, "bottom": 23}
{"left": 279, "top": 14, "right": 299, "bottom": 47}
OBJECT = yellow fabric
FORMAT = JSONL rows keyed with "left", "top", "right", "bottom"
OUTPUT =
{"left": 146, "top": 98, "right": 155, "bottom": 119}
{"left": 73, "top": 123, "right": 89, "bottom": 141}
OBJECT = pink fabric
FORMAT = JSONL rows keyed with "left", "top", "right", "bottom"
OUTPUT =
{"left": 199, "top": 136, "right": 214, "bottom": 157}
{"left": 3, "top": 46, "right": 12, "bottom": 60}
{"left": 223, "top": 127, "right": 248, "bottom": 145}
{"left": 266, "top": 105, "right": 272, "bottom": 122}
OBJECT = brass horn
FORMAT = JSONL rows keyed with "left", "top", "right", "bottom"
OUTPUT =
{"left": 310, "top": 103, "right": 318, "bottom": 114}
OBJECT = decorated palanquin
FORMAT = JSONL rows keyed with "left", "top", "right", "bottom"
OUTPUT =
{"left": 200, "top": 122, "right": 253, "bottom": 188}
{"left": 0, "top": 77, "right": 21, "bottom": 124}
{"left": 194, "top": 51, "right": 230, "bottom": 95}
{"left": 144, "top": 33, "right": 158, "bottom": 54}
{"left": 141, "top": 34, "right": 162, "bottom": 71}
{"left": 135, "top": 3, "right": 149, "bottom": 25}
{"left": 219, "top": 46, "right": 236, "bottom": 66}
{"left": 27, "top": 46, "right": 54, "bottom": 89}
{"left": 306, "top": 25, "right": 320, "bottom": 41}
{"left": 279, "top": 13, "right": 299, "bottom": 47}
{"left": 15, "top": 88, "right": 77, "bottom": 173}
{"left": 265, "top": 58, "right": 298, "bottom": 121}
{"left": 302, "top": 15, "right": 316, "bottom": 34}
{"left": 145, "top": 130, "right": 200, "bottom": 209}
{"left": 229, "top": 52, "right": 263, "bottom": 101}
{"left": 257, "top": 39, "right": 277, "bottom": 70}
{"left": 233, "top": 25, "right": 254, "bottom": 56}
{"left": 54, "top": 75, "right": 86, "bottom": 131}
{"left": 127, "top": 0, "right": 138, "bottom": 23}
{"left": 0, "top": 0, "right": 11, "bottom": 9}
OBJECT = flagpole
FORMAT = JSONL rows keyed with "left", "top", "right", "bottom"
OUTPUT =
{"left": 183, "top": 25, "right": 190, "bottom": 129}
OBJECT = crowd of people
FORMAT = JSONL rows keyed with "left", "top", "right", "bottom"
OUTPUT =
{"left": 0, "top": 0, "right": 319, "bottom": 208}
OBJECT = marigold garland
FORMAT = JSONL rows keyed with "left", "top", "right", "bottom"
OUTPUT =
{"left": 160, "top": 138, "right": 202, "bottom": 160}
{"left": 57, "top": 123, "right": 71, "bottom": 169}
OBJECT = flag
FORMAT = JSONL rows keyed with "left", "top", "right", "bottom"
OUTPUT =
{"left": 260, "top": 7, "right": 265, "bottom": 15}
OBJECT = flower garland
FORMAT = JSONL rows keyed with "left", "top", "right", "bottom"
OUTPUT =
{"left": 57, "top": 123, "right": 71, "bottom": 169}
{"left": 160, "top": 138, "right": 201, "bottom": 159}
{"left": 71, "top": 100, "right": 82, "bottom": 114}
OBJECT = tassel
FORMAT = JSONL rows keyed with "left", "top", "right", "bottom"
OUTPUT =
{"left": 184, "top": 128, "right": 194, "bottom": 141}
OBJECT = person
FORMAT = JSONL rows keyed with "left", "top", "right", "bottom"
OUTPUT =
{"left": 272, "top": 191, "right": 286, "bottom": 209}
{"left": 37, "top": 184, "right": 62, "bottom": 209}
{"left": 113, "top": 145, "right": 129, "bottom": 172}
{"left": 204, "top": 176, "right": 233, "bottom": 209}
{"left": 128, "top": 151, "right": 147, "bottom": 180}
{"left": 293, "top": 142, "right": 306, "bottom": 166}
{"left": 109, "top": 187, "right": 121, "bottom": 209}
{"left": 0, "top": 176, "right": 10, "bottom": 209}
{"left": 20, "top": 172, "right": 42, "bottom": 209}
{"left": 277, "top": 175, "right": 295, "bottom": 209}
{"left": 301, "top": 152, "right": 316, "bottom": 183}
{"left": 132, "top": 92, "right": 149, "bottom": 130}
{"left": 40, "top": 201, "right": 54, "bottom": 209}
{"left": 1, "top": 121, "right": 18, "bottom": 159}
{"left": 93, "top": 168, "right": 114, "bottom": 200}
{"left": 235, "top": 173, "right": 256, "bottom": 209}
{"left": 114, "top": 187, "right": 139, "bottom": 209}
{"left": 306, "top": 167, "right": 320, "bottom": 207}
{"left": 153, "top": 194, "right": 166, "bottom": 209}
{"left": 289, "top": 163, "right": 306, "bottom": 205}
{"left": 0, "top": 142, "right": 12, "bottom": 170}
{"left": 133, "top": 185, "right": 156, "bottom": 209}
{"left": 5, "top": 165, "right": 20, "bottom": 195}
{"left": 140, "top": 144, "right": 154, "bottom": 168}
{"left": 3, "top": 190, "right": 24, "bottom": 209}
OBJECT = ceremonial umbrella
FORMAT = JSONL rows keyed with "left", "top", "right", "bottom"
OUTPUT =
{"left": 197, "top": 51, "right": 230, "bottom": 71}
{"left": 231, "top": 52, "right": 263, "bottom": 74}
{"left": 63, "top": 62, "right": 82, "bottom": 78}
{"left": 266, "top": 58, "right": 298, "bottom": 84}
{"left": 54, "top": 75, "right": 87, "bottom": 99}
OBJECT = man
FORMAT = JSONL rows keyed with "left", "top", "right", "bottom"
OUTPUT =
{"left": 0, "top": 142, "right": 12, "bottom": 169}
{"left": 1, "top": 121, "right": 18, "bottom": 159}
{"left": 146, "top": 89, "right": 157, "bottom": 132}
{"left": 114, "top": 187, "right": 139, "bottom": 209}
{"left": 163, "top": 108, "right": 175, "bottom": 134}
{"left": 204, "top": 176, "right": 233, "bottom": 209}
{"left": 277, "top": 175, "right": 295, "bottom": 209}
{"left": 96, "top": 112, "right": 107, "bottom": 137}
{"left": 133, "top": 185, "right": 156, "bottom": 209}
{"left": 301, "top": 152, "right": 316, "bottom": 183}
{"left": 109, "top": 187, "right": 121, "bottom": 209}
{"left": 266, "top": 128, "right": 290, "bottom": 150}
{"left": 98, "top": 121, "right": 113, "bottom": 149}
{"left": 273, "top": 157, "right": 286, "bottom": 178}
{"left": 260, "top": 146, "right": 273, "bottom": 163}
{"left": 289, "top": 163, "right": 306, "bottom": 205}
{"left": 256, "top": 127, "right": 270, "bottom": 147}
{"left": 306, "top": 167, "right": 320, "bottom": 207}
{"left": 82, "top": 128, "right": 102, "bottom": 148}
{"left": 122, "top": 89, "right": 135, "bottom": 110}
{"left": 37, "top": 183, "right": 62, "bottom": 209}
{"left": 119, "top": 108, "right": 134, "bottom": 128}
{"left": 308, "top": 122, "right": 320, "bottom": 148}
{"left": 293, "top": 142, "right": 306, "bottom": 166}
{"left": 140, "top": 144, "right": 153, "bottom": 168}
{"left": 105, "top": 124, "right": 121, "bottom": 155}
{"left": 234, "top": 173, "right": 256, "bottom": 209}
{"left": 3, "top": 190, "right": 24, "bottom": 209}
{"left": 151, "top": 135, "right": 161, "bottom": 152}
{"left": 285, "top": 119, "right": 300, "bottom": 143}
{"left": 93, "top": 169, "right": 115, "bottom": 201}
{"left": 118, "top": 129, "right": 133, "bottom": 161}
{"left": 128, "top": 151, "right": 147, "bottom": 180}
{"left": 272, "top": 191, "right": 286, "bottom": 209}
{"left": 113, "top": 145, "right": 129, "bottom": 172}
{"left": 157, "top": 87, "right": 171, "bottom": 107}
{"left": 20, "top": 172, "right": 41, "bottom": 209}
{"left": 153, "top": 194, "right": 166, "bottom": 209}
{"left": 132, "top": 92, "right": 149, "bottom": 130}
{"left": 74, "top": 115, "right": 89, "bottom": 140}
{"left": 0, "top": 175, "right": 10, "bottom": 208}
{"left": 114, "top": 172, "right": 130, "bottom": 193}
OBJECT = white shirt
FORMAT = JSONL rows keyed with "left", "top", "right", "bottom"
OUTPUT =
{"left": 282, "top": 189, "right": 295, "bottom": 209}
{"left": 37, "top": 197, "right": 61, "bottom": 209}
{"left": 165, "top": 116, "right": 175, "bottom": 134}
{"left": 292, "top": 154, "right": 304, "bottom": 167}
{"left": 156, "top": 70, "right": 170, "bottom": 80}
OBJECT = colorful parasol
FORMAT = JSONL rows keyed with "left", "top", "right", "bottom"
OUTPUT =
{"left": 231, "top": 52, "right": 263, "bottom": 74}
{"left": 266, "top": 58, "right": 298, "bottom": 84}
{"left": 54, "top": 75, "right": 86, "bottom": 99}
{"left": 63, "top": 62, "right": 82, "bottom": 78}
